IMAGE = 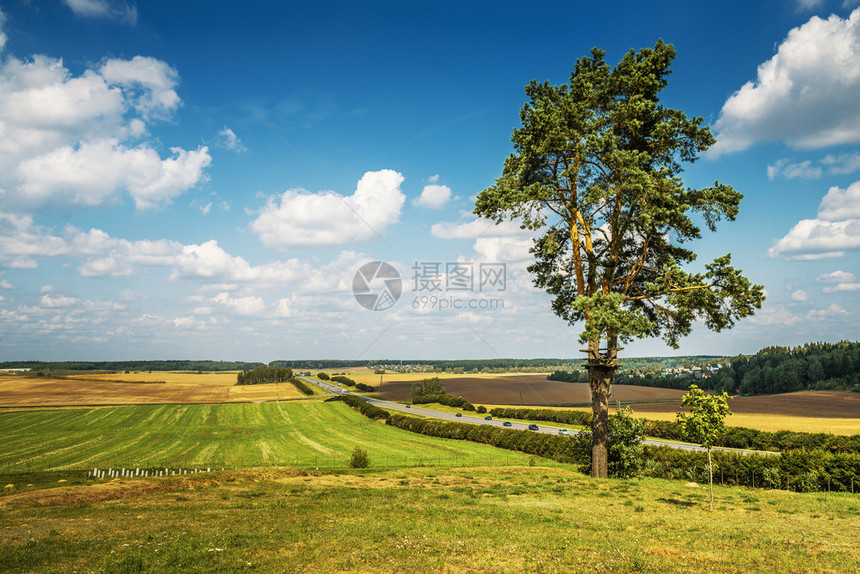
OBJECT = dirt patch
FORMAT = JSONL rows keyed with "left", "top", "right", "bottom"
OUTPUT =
{"left": 0, "top": 480, "right": 171, "bottom": 509}
{"left": 376, "top": 376, "right": 860, "bottom": 419}
{"left": 376, "top": 375, "right": 685, "bottom": 405}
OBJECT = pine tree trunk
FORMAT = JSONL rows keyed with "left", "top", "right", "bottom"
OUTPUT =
{"left": 587, "top": 338, "right": 616, "bottom": 479}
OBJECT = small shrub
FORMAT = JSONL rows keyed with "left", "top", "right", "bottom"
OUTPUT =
{"left": 350, "top": 446, "right": 370, "bottom": 469}
{"left": 795, "top": 471, "right": 821, "bottom": 493}
{"left": 762, "top": 467, "right": 782, "bottom": 489}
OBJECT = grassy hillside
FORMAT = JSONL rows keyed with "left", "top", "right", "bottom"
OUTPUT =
{"left": 0, "top": 401, "right": 542, "bottom": 473}
{"left": 1, "top": 466, "right": 857, "bottom": 573}
{"left": 0, "top": 399, "right": 858, "bottom": 572}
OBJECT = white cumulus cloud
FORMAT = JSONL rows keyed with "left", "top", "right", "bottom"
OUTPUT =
{"left": 251, "top": 170, "right": 405, "bottom": 249}
{"left": 17, "top": 140, "right": 210, "bottom": 210}
{"left": 711, "top": 8, "right": 860, "bottom": 155}
{"left": 769, "top": 181, "right": 860, "bottom": 259}
{"left": 0, "top": 211, "right": 69, "bottom": 268}
{"left": 413, "top": 184, "right": 452, "bottom": 209}
{"left": 0, "top": 41, "right": 210, "bottom": 210}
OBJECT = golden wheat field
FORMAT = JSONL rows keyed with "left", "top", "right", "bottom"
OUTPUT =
{"left": 0, "top": 371, "right": 304, "bottom": 407}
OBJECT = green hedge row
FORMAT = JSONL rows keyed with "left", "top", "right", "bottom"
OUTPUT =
{"left": 414, "top": 394, "right": 476, "bottom": 411}
{"left": 386, "top": 414, "right": 587, "bottom": 464}
{"left": 290, "top": 377, "right": 314, "bottom": 396}
{"left": 326, "top": 395, "right": 390, "bottom": 419}
{"left": 490, "top": 407, "right": 592, "bottom": 427}
{"left": 643, "top": 420, "right": 860, "bottom": 454}
{"left": 643, "top": 446, "right": 860, "bottom": 493}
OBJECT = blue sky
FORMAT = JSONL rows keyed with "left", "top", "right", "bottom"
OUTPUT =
{"left": 1, "top": 0, "right": 859, "bottom": 362}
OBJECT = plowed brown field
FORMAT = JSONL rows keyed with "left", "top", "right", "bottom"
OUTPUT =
{"left": 377, "top": 375, "right": 860, "bottom": 419}
{"left": 376, "top": 375, "right": 686, "bottom": 405}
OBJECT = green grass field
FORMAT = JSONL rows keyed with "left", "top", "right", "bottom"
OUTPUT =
{"left": 0, "top": 401, "right": 542, "bottom": 473}
{"left": 1, "top": 466, "right": 857, "bottom": 573}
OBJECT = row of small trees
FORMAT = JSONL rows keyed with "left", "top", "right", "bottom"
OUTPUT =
{"left": 236, "top": 366, "right": 293, "bottom": 385}
{"left": 328, "top": 375, "right": 375, "bottom": 392}
{"left": 410, "top": 377, "right": 476, "bottom": 410}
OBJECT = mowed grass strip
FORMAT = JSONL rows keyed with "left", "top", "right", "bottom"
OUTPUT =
{"left": 0, "top": 402, "right": 541, "bottom": 473}
{"left": 0, "top": 466, "right": 857, "bottom": 573}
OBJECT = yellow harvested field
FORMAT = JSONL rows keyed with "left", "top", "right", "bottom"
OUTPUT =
{"left": 228, "top": 382, "right": 304, "bottom": 402}
{"left": 623, "top": 409, "right": 860, "bottom": 436}
{"left": 478, "top": 404, "right": 859, "bottom": 435}
{"left": 0, "top": 371, "right": 304, "bottom": 407}
{"left": 81, "top": 370, "right": 239, "bottom": 385}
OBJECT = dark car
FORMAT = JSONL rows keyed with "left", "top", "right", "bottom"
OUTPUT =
{"left": 455, "top": 412, "right": 462, "bottom": 417}
{"left": 527, "top": 424, "right": 539, "bottom": 431}
{"left": 484, "top": 415, "right": 492, "bottom": 420}
{"left": 405, "top": 405, "right": 410, "bottom": 408}
{"left": 502, "top": 421, "right": 512, "bottom": 427}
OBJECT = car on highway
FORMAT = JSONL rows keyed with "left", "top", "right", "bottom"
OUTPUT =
{"left": 502, "top": 421, "right": 512, "bottom": 427}
{"left": 405, "top": 405, "right": 410, "bottom": 408}
{"left": 484, "top": 415, "right": 492, "bottom": 420}
{"left": 527, "top": 424, "right": 539, "bottom": 431}
{"left": 558, "top": 428, "right": 570, "bottom": 437}
{"left": 455, "top": 412, "right": 462, "bottom": 417}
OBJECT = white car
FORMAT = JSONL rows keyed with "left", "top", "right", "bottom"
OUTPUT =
{"left": 558, "top": 428, "right": 570, "bottom": 437}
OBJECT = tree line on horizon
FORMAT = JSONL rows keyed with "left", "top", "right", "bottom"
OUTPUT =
{"left": 548, "top": 341, "right": 860, "bottom": 394}
{"left": 0, "top": 360, "right": 266, "bottom": 372}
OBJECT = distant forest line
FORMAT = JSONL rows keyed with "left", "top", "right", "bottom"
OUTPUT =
{"left": 550, "top": 341, "right": 860, "bottom": 394}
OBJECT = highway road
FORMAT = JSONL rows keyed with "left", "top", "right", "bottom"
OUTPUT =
{"left": 298, "top": 376, "right": 776, "bottom": 456}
